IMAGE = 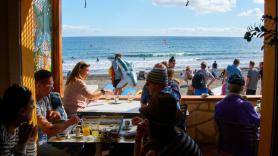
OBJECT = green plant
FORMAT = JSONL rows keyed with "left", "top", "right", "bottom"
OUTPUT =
{"left": 244, "top": 15, "right": 278, "bottom": 50}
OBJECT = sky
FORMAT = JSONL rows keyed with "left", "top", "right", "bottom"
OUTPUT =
{"left": 62, "top": 0, "right": 264, "bottom": 37}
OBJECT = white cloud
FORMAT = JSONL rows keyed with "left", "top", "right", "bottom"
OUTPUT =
{"left": 238, "top": 8, "right": 263, "bottom": 18}
{"left": 163, "top": 27, "right": 245, "bottom": 36}
{"left": 253, "top": 0, "right": 264, "bottom": 4}
{"left": 62, "top": 24, "right": 102, "bottom": 36}
{"left": 152, "top": 0, "right": 236, "bottom": 13}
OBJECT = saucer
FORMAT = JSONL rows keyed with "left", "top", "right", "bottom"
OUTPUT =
{"left": 72, "top": 135, "right": 83, "bottom": 139}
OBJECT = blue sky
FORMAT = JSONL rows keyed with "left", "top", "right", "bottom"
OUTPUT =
{"left": 62, "top": 0, "right": 264, "bottom": 37}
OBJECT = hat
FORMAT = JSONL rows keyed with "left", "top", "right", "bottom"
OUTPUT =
{"left": 140, "top": 93, "right": 177, "bottom": 125}
{"left": 147, "top": 67, "right": 168, "bottom": 84}
{"left": 228, "top": 74, "right": 245, "bottom": 86}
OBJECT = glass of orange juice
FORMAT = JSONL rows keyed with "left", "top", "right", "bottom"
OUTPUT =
{"left": 82, "top": 124, "right": 91, "bottom": 136}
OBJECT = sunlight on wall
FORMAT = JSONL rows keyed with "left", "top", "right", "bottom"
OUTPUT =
{"left": 21, "top": 0, "right": 37, "bottom": 126}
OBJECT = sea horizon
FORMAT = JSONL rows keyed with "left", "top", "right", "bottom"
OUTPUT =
{"left": 62, "top": 36, "right": 263, "bottom": 75}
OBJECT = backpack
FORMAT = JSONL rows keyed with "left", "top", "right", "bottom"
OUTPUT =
{"left": 192, "top": 71, "right": 206, "bottom": 89}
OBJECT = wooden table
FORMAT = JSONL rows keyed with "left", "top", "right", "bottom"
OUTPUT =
{"left": 48, "top": 119, "right": 136, "bottom": 155}
{"left": 77, "top": 100, "right": 141, "bottom": 118}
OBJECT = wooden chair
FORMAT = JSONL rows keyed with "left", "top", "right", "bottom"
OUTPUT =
{"left": 216, "top": 119, "right": 258, "bottom": 156}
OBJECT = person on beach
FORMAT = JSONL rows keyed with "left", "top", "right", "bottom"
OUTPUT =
{"left": 223, "top": 59, "right": 242, "bottom": 95}
{"left": 192, "top": 62, "right": 215, "bottom": 95}
{"left": 215, "top": 74, "right": 260, "bottom": 156}
{"left": 134, "top": 93, "right": 202, "bottom": 156}
{"left": 168, "top": 56, "right": 176, "bottom": 69}
{"left": 212, "top": 61, "right": 218, "bottom": 78}
{"left": 35, "top": 69, "right": 82, "bottom": 155}
{"left": 0, "top": 84, "right": 37, "bottom": 156}
{"left": 64, "top": 61, "right": 112, "bottom": 116}
{"left": 111, "top": 53, "right": 125, "bottom": 95}
{"left": 221, "top": 69, "right": 227, "bottom": 95}
{"left": 259, "top": 62, "right": 263, "bottom": 94}
{"left": 183, "top": 66, "right": 193, "bottom": 85}
{"left": 244, "top": 61, "right": 260, "bottom": 95}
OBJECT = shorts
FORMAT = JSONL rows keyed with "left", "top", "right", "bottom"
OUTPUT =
{"left": 194, "top": 88, "right": 208, "bottom": 95}
{"left": 113, "top": 79, "right": 121, "bottom": 88}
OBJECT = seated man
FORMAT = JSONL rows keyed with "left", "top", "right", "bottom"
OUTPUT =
{"left": 139, "top": 63, "right": 185, "bottom": 130}
{"left": 215, "top": 74, "right": 260, "bottom": 155}
{"left": 35, "top": 70, "right": 80, "bottom": 155}
{"left": 134, "top": 93, "right": 202, "bottom": 156}
{"left": 0, "top": 84, "right": 37, "bottom": 156}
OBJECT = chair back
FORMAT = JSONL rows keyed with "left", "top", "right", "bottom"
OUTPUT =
{"left": 216, "top": 119, "right": 258, "bottom": 156}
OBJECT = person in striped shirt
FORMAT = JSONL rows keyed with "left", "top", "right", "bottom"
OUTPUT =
{"left": 0, "top": 84, "right": 37, "bottom": 156}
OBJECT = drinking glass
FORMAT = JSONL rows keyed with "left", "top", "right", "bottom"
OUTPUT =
{"left": 82, "top": 123, "right": 91, "bottom": 136}
{"left": 127, "top": 92, "right": 133, "bottom": 103}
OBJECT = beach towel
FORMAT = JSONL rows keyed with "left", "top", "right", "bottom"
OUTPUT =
{"left": 103, "top": 83, "right": 114, "bottom": 91}
{"left": 121, "top": 87, "right": 137, "bottom": 96}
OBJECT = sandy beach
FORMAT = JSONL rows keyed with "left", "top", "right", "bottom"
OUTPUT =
{"left": 63, "top": 67, "right": 262, "bottom": 95}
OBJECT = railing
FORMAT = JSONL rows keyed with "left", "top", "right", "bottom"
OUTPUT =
{"left": 181, "top": 95, "right": 261, "bottom": 144}
{"left": 101, "top": 95, "right": 262, "bottom": 144}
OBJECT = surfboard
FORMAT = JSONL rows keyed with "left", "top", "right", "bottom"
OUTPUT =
{"left": 117, "top": 58, "right": 137, "bottom": 86}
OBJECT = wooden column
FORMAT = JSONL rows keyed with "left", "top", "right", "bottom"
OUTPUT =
{"left": 52, "top": 0, "right": 63, "bottom": 95}
{"left": 20, "top": 0, "right": 37, "bottom": 126}
{"left": 258, "top": 0, "right": 277, "bottom": 155}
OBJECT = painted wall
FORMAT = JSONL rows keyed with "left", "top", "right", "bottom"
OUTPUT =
{"left": 33, "top": 0, "right": 53, "bottom": 71}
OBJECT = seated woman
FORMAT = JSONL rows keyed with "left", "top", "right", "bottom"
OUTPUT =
{"left": 0, "top": 84, "right": 37, "bottom": 156}
{"left": 64, "top": 61, "right": 112, "bottom": 116}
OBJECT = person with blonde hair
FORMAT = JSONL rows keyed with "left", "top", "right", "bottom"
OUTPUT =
{"left": 63, "top": 61, "right": 112, "bottom": 116}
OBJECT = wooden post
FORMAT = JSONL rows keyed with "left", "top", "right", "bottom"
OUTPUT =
{"left": 52, "top": 0, "right": 63, "bottom": 95}
{"left": 258, "top": 0, "right": 277, "bottom": 155}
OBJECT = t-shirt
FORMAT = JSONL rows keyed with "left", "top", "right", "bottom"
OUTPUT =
{"left": 64, "top": 79, "right": 91, "bottom": 116}
{"left": 226, "top": 65, "right": 242, "bottom": 79}
{"left": 141, "top": 129, "right": 202, "bottom": 156}
{"left": 36, "top": 96, "right": 52, "bottom": 145}
{"left": 0, "top": 123, "right": 36, "bottom": 156}
{"left": 247, "top": 68, "right": 260, "bottom": 90}
{"left": 215, "top": 94, "right": 260, "bottom": 155}
{"left": 197, "top": 69, "right": 215, "bottom": 85}
{"left": 212, "top": 62, "right": 218, "bottom": 69}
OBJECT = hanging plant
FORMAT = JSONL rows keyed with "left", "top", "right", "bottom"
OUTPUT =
{"left": 244, "top": 15, "right": 278, "bottom": 50}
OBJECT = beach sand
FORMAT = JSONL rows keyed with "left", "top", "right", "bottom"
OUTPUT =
{"left": 63, "top": 68, "right": 262, "bottom": 95}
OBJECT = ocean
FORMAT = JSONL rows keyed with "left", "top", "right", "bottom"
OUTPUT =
{"left": 62, "top": 36, "right": 263, "bottom": 75}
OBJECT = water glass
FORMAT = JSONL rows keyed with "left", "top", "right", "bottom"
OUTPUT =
{"left": 127, "top": 92, "right": 133, "bottom": 103}
{"left": 82, "top": 124, "right": 91, "bottom": 136}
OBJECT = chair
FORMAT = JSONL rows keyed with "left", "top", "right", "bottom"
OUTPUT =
{"left": 216, "top": 119, "right": 258, "bottom": 156}
{"left": 121, "top": 87, "right": 136, "bottom": 96}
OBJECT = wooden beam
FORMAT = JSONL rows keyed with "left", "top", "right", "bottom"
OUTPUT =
{"left": 258, "top": 0, "right": 277, "bottom": 155}
{"left": 52, "top": 0, "right": 63, "bottom": 95}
